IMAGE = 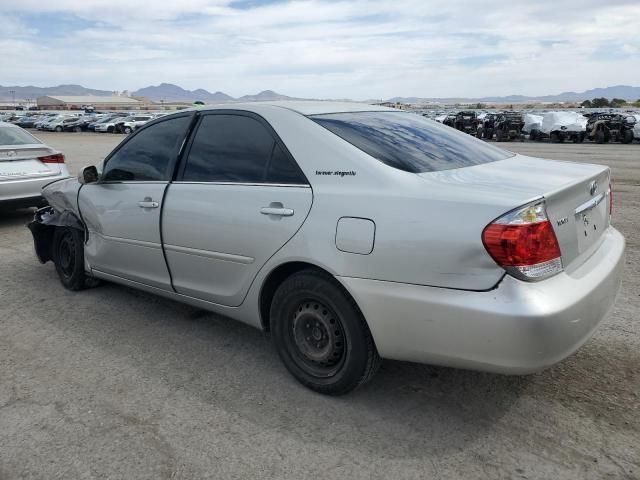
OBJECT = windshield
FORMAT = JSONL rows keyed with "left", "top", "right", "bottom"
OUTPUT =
{"left": 311, "top": 111, "right": 513, "bottom": 173}
{"left": 0, "top": 126, "right": 42, "bottom": 146}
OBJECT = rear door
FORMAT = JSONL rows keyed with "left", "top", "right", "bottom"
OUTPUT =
{"left": 162, "top": 111, "right": 312, "bottom": 306}
{"left": 79, "top": 114, "right": 192, "bottom": 289}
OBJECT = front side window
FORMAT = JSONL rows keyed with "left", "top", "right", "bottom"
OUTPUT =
{"left": 183, "top": 114, "right": 306, "bottom": 184}
{"left": 311, "top": 111, "right": 514, "bottom": 173}
{"left": 102, "top": 115, "right": 190, "bottom": 182}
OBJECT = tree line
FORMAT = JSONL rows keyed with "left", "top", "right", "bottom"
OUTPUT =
{"left": 580, "top": 97, "right": 640, "bottom": 108}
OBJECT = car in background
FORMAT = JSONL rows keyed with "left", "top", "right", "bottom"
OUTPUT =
{"left": 62, "top": 116, "right": 96, "bottom": 132}
{"left": 95, "top": 116, "right": 128, "bottom": 133}
{"left": 43, "top": 116, "right": 81, "bottom": 132}
{"left": 86, "top": 114, "right": 119, "bottom": 131}
{"left": 117, "top": 114, "right": 154, "bottom": 134}
{"left": 28, "top": 103, "right": 624, "bottom": 394}
{"left": 0, "top": 122, "right": 69, "bottom": 208}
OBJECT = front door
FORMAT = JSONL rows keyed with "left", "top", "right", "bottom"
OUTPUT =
{"left": 79, "top": 114, "right": 192, "bottom": 290}
{"left": 162, "top": 112, "right": 312, "bottom": 306}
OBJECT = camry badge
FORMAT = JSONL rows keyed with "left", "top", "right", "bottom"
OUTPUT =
{"left": 589, "top": 180, "right": 598, "bottom": 196}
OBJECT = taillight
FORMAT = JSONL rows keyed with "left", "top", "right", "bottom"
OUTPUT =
{"left": 39, "top": 153, "right": 65, "bottom": 164}
{"left": 482, "top": 200, "right": 563, "bottom": 281}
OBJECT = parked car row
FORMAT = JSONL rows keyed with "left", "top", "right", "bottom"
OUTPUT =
{"left": 0, "top": 111, "right": 166, "bottom": 135}
{"left": 427, "top": 109, "right": 640, "bottom": 144}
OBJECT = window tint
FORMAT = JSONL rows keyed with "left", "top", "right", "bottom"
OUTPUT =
{"left": 183, "top": 115, "right": 277, "bottom": 183}
{"left": 266, "top": 143, "right": 306, "bottom": 184}
{"left": 312, "top": 111, "right": 513, "bottom": 173}
{"left": 102, "top": 116, "right": 190, "bottom": 182}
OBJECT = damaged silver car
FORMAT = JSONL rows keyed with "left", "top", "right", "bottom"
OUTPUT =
{"left": 29, "top": 102, "right": 625, "bottom": 394}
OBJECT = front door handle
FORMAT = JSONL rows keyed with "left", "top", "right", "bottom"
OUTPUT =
{"left": 260, "top": 207, "right": 294, "bottom": 217}
{"left": 138, "top": 197, "right": 159, "bottom": 209}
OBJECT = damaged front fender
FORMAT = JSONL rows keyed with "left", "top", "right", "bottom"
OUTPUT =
{"left": 28, "top": 207, "right": 84, "bottom": 264}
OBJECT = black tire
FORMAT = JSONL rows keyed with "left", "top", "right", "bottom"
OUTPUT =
{"left": 107, "top": 126, "right": 114, "bottom": 133}
{"left": 622, "top": 130, "right": 633, "bottom": 144}
{"left": 55, "top": 126, "right": 63, "bottom": 132}
{"left": 550, "top": 132, "right": 562, "bottom": 143}
{"left": 124, "top": 126, "right": 132, "bottom": 134}
{"left": 595, "top": 130, "right": 605, "bottom": 144}
{"left": 74, "top": 126, "right": 82, "bottom": 133}
{"left": 496, "top": 129, "right": 504, "bottom": 142}
{"left": 476, "top": 127, "right": 483, "bottom": 139}
{"left": 52, "top": 228, "right": 98, "bottom": 291}
{"left": 484, "top": 128, "right": 493, "bottom": 140}
{"left": 270, "top": 269, "right": 381, "bottom": 395}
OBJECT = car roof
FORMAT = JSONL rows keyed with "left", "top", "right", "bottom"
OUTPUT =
{"left": 195, "top": 101, "right": 397, "bottom": 116}
{"left": 0, "top": 121, "right": 19, "bottom": 128}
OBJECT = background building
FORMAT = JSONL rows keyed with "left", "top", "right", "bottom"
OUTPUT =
{"left": 36, "top": 95, "right": 144, "bottom": 110}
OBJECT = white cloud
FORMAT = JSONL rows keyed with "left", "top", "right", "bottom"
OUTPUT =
{"left": 1, "top": 0, "right": 639, "bottom": 98}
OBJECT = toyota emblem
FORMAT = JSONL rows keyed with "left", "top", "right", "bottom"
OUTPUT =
{"left": 589, "top": 180, "right": 598, "bottom": 196}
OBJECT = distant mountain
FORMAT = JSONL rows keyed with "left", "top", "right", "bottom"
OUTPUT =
{"left": 236, "top": 90, "right": 294, "bottom": 102}
{"left": 388, "top": 85, "right": 640, "bottom": 105}
{"left": 0, "top": 84, "right": 114, "bottom": 100}
{"left": 131, "top": 83, "right": 235, "bottom": 103}
{"left": 131, "top": 84, "right": 295, "bottom": 103}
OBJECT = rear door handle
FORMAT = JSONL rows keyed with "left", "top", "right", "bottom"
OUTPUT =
{"left": 138, "top": 197, "right": 159, "bottom": 209}
{"left": 260, "top": 207, "right": 294, "bottom": 217}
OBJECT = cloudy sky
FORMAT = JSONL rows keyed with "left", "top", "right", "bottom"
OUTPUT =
{"left": 1, "top": 0, "right": 639, "bottom": 99}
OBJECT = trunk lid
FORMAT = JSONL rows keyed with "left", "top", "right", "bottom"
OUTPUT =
{"left": 0, "top": 145, "right": 62, "bottom": 180}
{"left": 419, "top": 154, "right": 610, "bottom": 272}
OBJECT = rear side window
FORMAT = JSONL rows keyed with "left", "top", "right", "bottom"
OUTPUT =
{"left": 311, "top": 111, "right": 513, "bottom": 173}
{"left": 0, "top": 126, "right": 41, "bottom": 146}
{"left": 102, "top": 115, "right": 190, "bottom": 182}
{"left": 182, "top": 114, "right": 306, "bottom": 184}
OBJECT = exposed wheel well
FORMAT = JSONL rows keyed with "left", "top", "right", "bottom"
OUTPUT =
{"left": 259, "top": 262, "right": 337, "bottom": 332}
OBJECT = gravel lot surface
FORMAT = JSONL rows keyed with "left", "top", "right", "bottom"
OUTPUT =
{"left": 1, "top": 132, "right": 638, "bottom": 479}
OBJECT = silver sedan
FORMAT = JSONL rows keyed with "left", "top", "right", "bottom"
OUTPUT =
{"left": 28, "top": 102, "right": 625, "bottom": 394}
{"left": 0, "top": 122, "right": 70, "bottom": 208}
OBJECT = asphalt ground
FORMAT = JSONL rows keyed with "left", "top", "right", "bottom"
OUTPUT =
{"left": 1, "top": 131, "right": 638, "bottom": 479}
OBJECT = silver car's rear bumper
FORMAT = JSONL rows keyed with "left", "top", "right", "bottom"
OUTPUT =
{"left": 0, "top": 170, "right": 70, "bottom": 205}
{"left": 340, "top": 227, "right": 625, "bottom": 374}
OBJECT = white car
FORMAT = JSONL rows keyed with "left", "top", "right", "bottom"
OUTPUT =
{"left": 29, "top": 102, "right": 624, "bottom": 394}
{"left": 95, "top": 116, "right": 127, "bottom": 133}
{"left": 0, "top": 122, "right": 69, "bottom": 208}
{"left": 120, "top": 114, "right": 154, "bottom": 134}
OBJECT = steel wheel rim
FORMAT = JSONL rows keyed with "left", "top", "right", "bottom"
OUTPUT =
{"left": 57, "top": 232, "right": 76, "bottom": 278}
{"left": 289, "top": 299, "right": 346, "bottom": 378}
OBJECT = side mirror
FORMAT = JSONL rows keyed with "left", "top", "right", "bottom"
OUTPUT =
{"left": 78, "top": 165, "right": 99, "bottom": 184}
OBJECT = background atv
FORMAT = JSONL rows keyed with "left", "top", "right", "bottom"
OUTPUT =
{"left": 585, "top": 113, "right": 636, "bottom": 144}
{"left": 476, "top": 113, "right": 497, "bottom": 140}
{"left": 494, "top": 112, "right": 525, "bottom": 142}
{"left": 442, "top": 114, "right": 457, "bottom": 128}
{"left": 453, "top": 111, "right": 478, "bottom": 135}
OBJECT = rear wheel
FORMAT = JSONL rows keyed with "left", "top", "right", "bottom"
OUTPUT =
{"left": 124, "top": 126, "right": 132, "bottom": 134}
{"left": 550, "top": 132, "right": 561, "bottom": 143}
{"left": 270, "top": 270, "right": 380, "bottom": 395}
{"left": 496, "top": 129, "right": 504, "bottom": 142}
{"left": 74, "top": 126, "right": 82, "bottom": 133}
{"left": 622, "top": 130, "right": 633, "bottom": 144}
{"left": 595, "top": 129, "right": 605, "bottom": 144}
{"left": 55, "top": 126, "right": 63, "bottom": 132}
{"left": 52, "top": 228, "right": 99, "bottom": 291}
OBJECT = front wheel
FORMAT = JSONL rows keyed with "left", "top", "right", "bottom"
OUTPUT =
{"left": 74, "top": 126, "right": 82, "bottom": 133}
{"left": 124, "top": 126, "right": 132, "bottom": 134}
{"left": 55, "top": 126, "right": 63, "bottom": 132}
{"left": 52, "top": 228, "right": 99, "bottom": 291}
{"left": 270, "top": 270, "right": 381, "bottom": 395}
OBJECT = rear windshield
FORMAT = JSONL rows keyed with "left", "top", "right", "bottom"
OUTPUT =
{"left": 0, "top": 126, "right": 41, "bottom": 146}
{"left": 311, "top": 111, "right": 513, "bottom": 173}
